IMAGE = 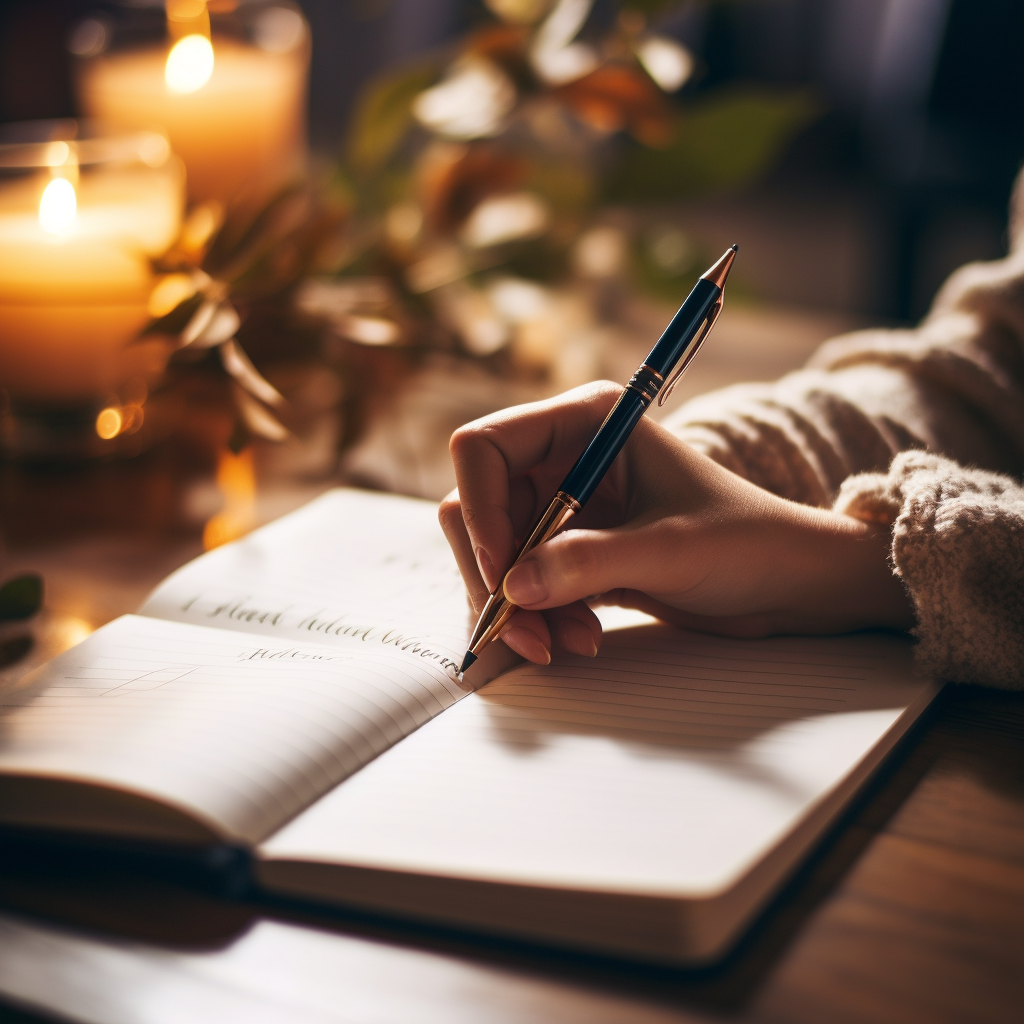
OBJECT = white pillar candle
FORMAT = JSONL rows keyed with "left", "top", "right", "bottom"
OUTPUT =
{"left": 77, "top": 28, "right": 309, "bottom": 208}
{"left": 0, "top": 140, "right": 184, "bottom": 404}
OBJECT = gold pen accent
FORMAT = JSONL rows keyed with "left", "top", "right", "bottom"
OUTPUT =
{"left": 656, "top": 246, "right": 735, "bottom": 406}
{"left": 459, "top": 491, "right": 580, "bottom": 675}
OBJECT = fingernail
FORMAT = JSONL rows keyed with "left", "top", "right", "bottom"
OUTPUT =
{"left": 501, "top": 625, "right": 551, "bottom": 665}
{"left": 503, "top": 560, "right": 547, "bottom": 606}
{"left": 555, "top": 619, "right": 599, "bottom": 658}
{"left": 475, "top": 547, "right": 496, "bottom": 590}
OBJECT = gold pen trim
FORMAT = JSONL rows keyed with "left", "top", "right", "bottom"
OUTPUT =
{"left": 625, "top": 364, "right": 665, "bottom": 403}
{"left": 464, "top": 491, "right": 579, "bottom": 660}
{"left": 658, "top": 299, "right": 722, "bottom": 406}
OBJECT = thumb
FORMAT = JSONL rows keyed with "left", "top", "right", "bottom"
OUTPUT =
{"left": 502, "top": 526, "right": 651, "bottom": 610}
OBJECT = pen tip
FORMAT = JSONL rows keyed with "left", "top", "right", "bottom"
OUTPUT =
{"left": 458, "top": 651, "right": 477, "bottom": 675}
{"left": 730, "top": 243, "right": 739, "bottom": 252}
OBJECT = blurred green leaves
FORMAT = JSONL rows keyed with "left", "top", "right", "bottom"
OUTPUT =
{"left": 347, "top": 63, "right": 439, "bottom": 175}
{"left": 0, "top": 574, "right": 40, "bottom": 669}
{"left": 607, "top": 87, "right": 818, "bottom": 202}
{"left": 318, "top": 4, "right": 824, "bottom": 348}
{"left": 0, "top": 574, "right": 43, "bottom": 622}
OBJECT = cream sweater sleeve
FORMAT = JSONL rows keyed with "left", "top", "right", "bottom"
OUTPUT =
{"left": 835, "top": 452, "right": 1024, "bottom": 690}
{"left": 661, "top": 174, "right": 1024, "bottom": 687}
{"left": 665, "top": 173, "right": 1024, "bottom": 506}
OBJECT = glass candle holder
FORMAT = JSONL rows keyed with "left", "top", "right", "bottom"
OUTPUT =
{"left": 0, "top": 119, "right": 184, "bottom": 459}
{"left": 71, "top": 0, "right": 310, "bottom": 210}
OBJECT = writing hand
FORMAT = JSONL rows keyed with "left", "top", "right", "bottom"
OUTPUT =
{"left": 440, "top": 383, "right": 913, "bottom": 664}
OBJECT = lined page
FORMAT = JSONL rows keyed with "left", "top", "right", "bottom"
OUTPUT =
{"left": 141, "top": 489, "right": 470, "bottom": 667}
{"left": 261, "top": 619, "right": 936, "bottom": 896}
{"left": 0, "top": 612, "right": 469, "bottom": 846}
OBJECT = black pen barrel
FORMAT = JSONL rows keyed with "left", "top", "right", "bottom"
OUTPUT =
{"left": 559, "top": 389, "right": 648, "bottom": 505}
{"left": 558, "top": 277, "right": 722, "bottom": 507}
{"left": 645, "top": 278, "right": 721, "bottom": 377}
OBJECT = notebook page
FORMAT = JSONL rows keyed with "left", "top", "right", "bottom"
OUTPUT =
{"left": 0, "top": 612, "right": 469, "bottom": 846}
{"left": 260, "top": 621, "right": 937, "bottom": 896}
{"left": 140, "top": 489, "right": 469, "bottom": 665}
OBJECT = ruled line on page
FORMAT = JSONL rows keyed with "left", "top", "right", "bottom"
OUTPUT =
{"left": 543, "top": 656, "right": 865, "bottom": 684}
{"left": 495, "top": 675, "right": 853, "bottom": 703}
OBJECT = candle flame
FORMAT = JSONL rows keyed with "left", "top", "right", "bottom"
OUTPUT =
{"left": 39, "top": 177, "right": 78, "bottom": 236}
{"left": 166, "top": 33, "right": 215, "bottom": 93}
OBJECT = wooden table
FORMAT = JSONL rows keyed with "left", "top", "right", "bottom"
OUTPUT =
{"left": 1, "top": 309, "right": 1022, "bottom": 1023}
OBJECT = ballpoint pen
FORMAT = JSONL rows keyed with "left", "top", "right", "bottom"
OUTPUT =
{"left": 459, "top": 243, "right": 738, "bottom": 676}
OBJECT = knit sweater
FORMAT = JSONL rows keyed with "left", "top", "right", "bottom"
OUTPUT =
{"left": 664, "top": 177, "right": 1024, "bottom": 690}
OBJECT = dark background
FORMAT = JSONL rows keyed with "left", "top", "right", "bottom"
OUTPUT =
{"left": 3, "top": 0, "right": 1023, "bottom": 321}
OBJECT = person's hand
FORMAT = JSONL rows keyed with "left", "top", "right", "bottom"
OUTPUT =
{"left": 439, "top": 383, "right": 914, "bottom": 664}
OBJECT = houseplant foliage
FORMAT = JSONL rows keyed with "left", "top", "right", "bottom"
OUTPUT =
{"left": 143, "top": 181, "right": 347, "bottom": 449}
{"left": 300, "top": 0, "right": 816, "bottom": 370}
{"left": 143, "top": 0, "right": 815, "bottom": 450}
{"left": 0, "top": 573, "right": 42, "bottom": 668}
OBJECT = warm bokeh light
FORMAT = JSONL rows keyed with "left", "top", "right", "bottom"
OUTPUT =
{"left": 179, "top": 202, "right": 222, "bottom": 255}
{"left": 203, "top": 448, "right": 256, "bottom": 550}
{"left": 165, "top": 34, "right": 215, "bottom": 94}
{"left": 38, "top": 178, "right": 77, "bottom": 236}
{"left": 413, "top": 58, "right": 516, "bottom": 139}
{"left": 166, "top": 0, "right": 208, "bottom": 20}
{"left": 340, "top": 315, "right": 401, "bottom": 346}
{"left": 460, "top": 192, "right": 549, "bottom": 248}
{"left": 58, "top": 616, "right": 95, "bottom": 650}
{"left": 385, "top": 203, "right": 423, "bottom": 245}
{"left": 573, "top": 226, "right": 627, "bottom": 278}
{"left": 137, "top": 132, "right": 172, "bottom": 169}
{"left": 43, "top": 141, "right": 72, "bottom": 169}
{"left": 148, "top": 272, "right": 197, "bottom": 318}
{"left": 635, "top": 37, "right": 694, "bottom": 93}
{"left": 94, "top": 407, "right": 123, "bottom": 439}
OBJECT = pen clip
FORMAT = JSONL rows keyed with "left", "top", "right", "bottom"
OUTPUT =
{"left": 658, "top": 298, "right": 723, "bottom": 407}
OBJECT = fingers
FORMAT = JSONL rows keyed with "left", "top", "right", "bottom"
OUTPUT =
{"left": 441, "top": 491, "right": 600, "bottom": 665}
{"left": 440, "top": 492, "right": 552, "bottom": 666}
{"left": 500, "top": 608, "right": 552, "bottom": 663}
{"left": 448, "top": 382, "right": 621, "bottom": 584}
{"left": 438, "top": 490, "right": 489, "bottom": 613}
{"left": 442, "top": 486, "right": 603, "bottom": 665}
{"left": 503, "top": 523, "right": 656, "bottom": 611}
{"left": 547, "top": 601, "right": 602, "bottom": 657}
{"left": 500, "top": 601, "right": 602, "bottom": 664}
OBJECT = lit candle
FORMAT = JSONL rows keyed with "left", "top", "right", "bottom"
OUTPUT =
{"left": 75, "top": 4, "right": 309, "bottom": 207}
{"left": 0, "top": 133, "right": 183, "bottom": 404}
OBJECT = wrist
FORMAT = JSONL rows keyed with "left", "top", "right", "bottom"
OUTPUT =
{"left": 770, "top": 504, "right": 914, "bottom": 634}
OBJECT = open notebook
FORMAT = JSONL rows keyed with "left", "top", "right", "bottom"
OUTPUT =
{"left": 0, "top": 489, "right": 938, "bottom": 964}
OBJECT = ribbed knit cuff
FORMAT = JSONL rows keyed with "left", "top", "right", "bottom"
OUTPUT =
{"left": 834, "top": 451, "right": 1024, "bottom": 689}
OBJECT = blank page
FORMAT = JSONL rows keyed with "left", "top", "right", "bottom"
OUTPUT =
{"left": 260, "top": 619, "right": 937, "bottom": 897}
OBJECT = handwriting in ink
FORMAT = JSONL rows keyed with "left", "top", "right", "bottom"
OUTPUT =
{"left": 297, "top": 611, "right": 461, "bottom": 673}
{"left": 182, "top": 594, "right": 291, "bottom": 628}
{"left": 178, "top": 595, "right": 460, "bottom": 674}
{"left": 238, "top": 647, "right": 350, "bottom": 663}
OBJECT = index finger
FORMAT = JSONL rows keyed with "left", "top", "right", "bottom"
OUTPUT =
{"left": 448, "top": 382, "right": 621, "bottom": 586}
